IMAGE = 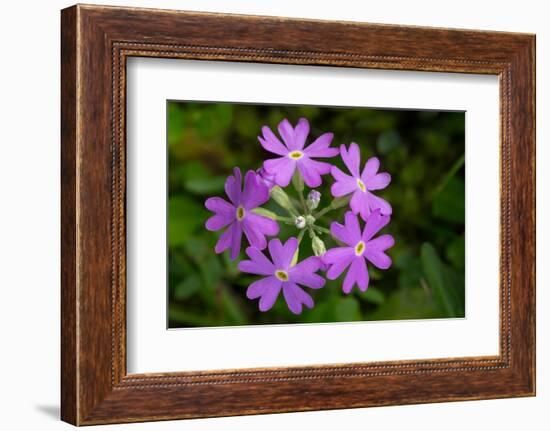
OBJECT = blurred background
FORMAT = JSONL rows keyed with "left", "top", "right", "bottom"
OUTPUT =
{"left": 167, "top": 101, "right": 465, "bottom": 328}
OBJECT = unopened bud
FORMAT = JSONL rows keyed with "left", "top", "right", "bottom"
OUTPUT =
{"left": 270, "top": 186, "right": 296, "bottom": 214}
{"left": 292, "top": 171, "right": 304, "bottom": 193}
{"left": 307, "top": 190, "right": 321, "bottom": 210}
{"left": 295, "top": 216, "right": 306, "bottom": 229}
{"left": 291, "top": 248, "right": 299, "bottom": 267}
{"left": 311, "top": 236, "right": 327, "bottom": 257}
{"left": 252, "top": 207, "right": 278, "bottom": 220}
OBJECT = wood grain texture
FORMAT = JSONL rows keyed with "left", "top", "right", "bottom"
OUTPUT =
{"left": 60, "top": 4, "right": 536, "bottom": 425}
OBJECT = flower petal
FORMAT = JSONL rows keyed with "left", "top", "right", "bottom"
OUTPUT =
{"left": 240, "top": 246, "right": 275, "bottom": 275}
{"left": 289, "top": 270, "right": 325, "bottom": 290}
{"left": 241, "top": 170, "right": 269, "bottom": 209}
{"left": 258, "top": 136, "right": 287, "bottom": 156}
{"left": 304, "top": 158, "right": 332, "bottom": 175}
{"left": 343, "top": 257, "right": 369, "bottom": 293}
{"left": 229, "top": 221, "right": 242, "bottom": 260}
{"left": 263, "top": 157, "right": 296, "bottom": 187}
{"left": 204, "top": 197, "right": 234, "bottom": 215}
{"left": 297, "top": 158, "right": 323, "bottom": 188}
{"left": 214, "top": 223, "right": 234, "bottom": 254}
{"left": 282, "top": 282, "right": 314, "bottom": 314}
{"left": 330, "top": 166, "right": 357, "bottom": 197}
{"left": 365, "top": 172, "right": 391, "bottom": 191}
{"left": 293, "top": 118, "right": 310, "bottom": 150}
{"left": 350, "top": 189, "right": 371, "bottom": 220}
{"left": 242, "top": 213, "right": 279, "bottom": 250}
{"left": 224, "top": 167, "right": 242, "bottom": 206}
{"left": 367, "top": 192, "right": 393, "bottom": 215}
{"left": 361, "top": 157, "right": 380, "bottom": 180}
{"left": 267, "top": 238, "right": 285, "bottom": 269}
{"left": 280, "top": 237, "right": 298, "bottom": 269}
{"left": 259, "top": 280, "right": 282, "bottom": 311}
{"left": 246, "top": 276, "right": 280, "bottom": 300}
{"left": 277, "top": 119, "right": 295, "bottom": 149}
{"left": 341, "top": 142, "right": 361, "bottom": 178}
{"left": 242, "top": 219, "right": 267, "bottom": 250}
{"left": 246, "top": 213, "right": 279, "bottom": 236}
{"left": 364, "top": 249, "right": 392, "bottom": 270}
{"left": 324, "top": 247, "right": 355, "bottom": 279}
{"left": 362, "top": 209, "right": 391, "bottom": 241}
{"left": 205, "top": 214, "right": 233, "bottom": 231}
{"left": 291, "top": 255, "right": 321, "bottom": 273}
{"left": 366, "top": 234, "right": 395, "bottom": 252}
{"left": 330, "top": 213, "right": 361, "bottom": 246}
{"left": 261, "top": 125, "right": 289, "bottom": 153}
{"left": 304, "top": 132, "right": 338, "bottom": 157}
{"left": 344, "top": 211, "right": 362, "bottom": 242}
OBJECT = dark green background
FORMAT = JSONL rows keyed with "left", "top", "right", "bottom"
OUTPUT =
{"left": 167, "top": 101, "right": 465, "bottom": 328}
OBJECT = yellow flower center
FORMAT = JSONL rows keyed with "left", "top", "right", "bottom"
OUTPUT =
{"left": 354, "top": 241, "right": 366, "bottom": 256}
{"left": 356, "top": 178, "right": 366, "bottom": 192}
{"left": 275, "top": 270, "right": 289, "bottom": 281}
{"left": 289, "top": 150, "right": 304, "bottom": 160}
{"left": 236, "top": 205, "right": 245, "bottom": 221}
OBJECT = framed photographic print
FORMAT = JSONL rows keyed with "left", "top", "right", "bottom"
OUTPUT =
{"left": 61, "top": 4, "right": 535, "bottom": 425}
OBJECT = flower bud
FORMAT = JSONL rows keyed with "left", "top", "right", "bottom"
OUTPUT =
{"left": 251, "top": 207, "right": 278, "bottom": 220}
{"left": 292, "top": 171, "right": 304, "bottom": 193}
{"left": 291, "top": 247, "right": 299, "bottom": 267}
{"left": 295, "top": 216, "right": 306, "bottom": 229}
{"left": 270, "top": 186, "right": 296, "bottom": 214}
{"left": 311, "top": 236, "right": 327, "bottom": 257}
{"left": 307, "top": 190, "right": 321, "bottom": 210}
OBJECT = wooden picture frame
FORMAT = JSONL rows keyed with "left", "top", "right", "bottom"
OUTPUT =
{"left": 61, "top": 4, "right": 535, "bottom": 425}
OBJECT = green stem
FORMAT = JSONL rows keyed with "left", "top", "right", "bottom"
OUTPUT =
{"left": 432, "top": 153, "right": 465, "bottom": 197}
{"left": 251, "top": 207, "right": 294, "bottom": 223}
{"left": 292, "top": 171, "right": 308, "bottom": 213}
{"left": 297, "top": 228, "right": 306, "bottom": 244}
{"left": 298, "top": 191, "right": 307, "bottom": 213}
{"left": 291, "top": 229, "right": 307, "bottom": 267}
{"left": 313, "top": 225, "right": 330, "bottom": 235}
{"left": 314, "top": 205, "right": 333, "bottom": 219}
{"left": 314, "top": 195, "right": 351, "bottom": 218}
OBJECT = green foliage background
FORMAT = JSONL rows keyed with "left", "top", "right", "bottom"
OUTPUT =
{"left": 167, "top": 101, "right": 465, "bottom": 328}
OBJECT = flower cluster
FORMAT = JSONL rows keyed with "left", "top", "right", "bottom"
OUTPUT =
{"left": 205, "top": 118, "right": 394, "bottom": 314}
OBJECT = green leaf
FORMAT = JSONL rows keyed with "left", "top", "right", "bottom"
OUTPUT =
{"left": 366, "top": 286, "right": 443, "bottom": 321}
{"left": 376, "top": 130, "right": 401, "bottom": 154}
{"left": 334, "top": 297, "right": 362, "bottom": 321}
{"left": 420, "top": 242, "right": 460, "bottom": 317}
{"left": 432, "top": 177, "right": 465, "bottom": 224}
{"left": 184, "top": 176, "right": 226, "bottom": 194}
{"left": 169, "top": 305, "right": 217, "bottom": 327}
{"left": 173, "top": 274, "right": 201, "bottom": 300}
{"left": 358, "top": 286, "right": 385, "bottom": 305}
{"left": 446, "top": 235, "right": 465, "bottom": 270}
{"left": 198, "top": 255, "right": 223, "bottom": 291}
{"left": 220, "top": 289, "right": 247, "bottom": 325}
{"left": 168, "top": 196, "right": 205, "bottom": 246}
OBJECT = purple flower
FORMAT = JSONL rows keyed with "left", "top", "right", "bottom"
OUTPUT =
{"left": 205, "top": 168, "right": 279, "bottom": 260}
{"left": 238, "top": 238, "right": 326, "bottom": 314}
{"left": 259, "top": 118, "right": 339, "bottom": 188}
{"left": 331, "top": 143, "right": 392, "bottom": 220}
{"left": 256, "top": 167, "right": 277, "bottom": 190}
{"left": 323, "top": 211, "right": 394, "bottom": 294}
